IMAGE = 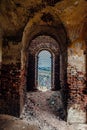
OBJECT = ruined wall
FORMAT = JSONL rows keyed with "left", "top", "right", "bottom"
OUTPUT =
{"left": 0, "top": 40, "right": 21, "bottom": 116}
{"left": 0, "top": 0, "right": 87, "bottom": 123}
{"left": 67, "top": 39, "right": 87, "bottom": 123}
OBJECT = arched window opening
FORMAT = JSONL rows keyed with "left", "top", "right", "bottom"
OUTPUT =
{"left": 37, "top": 50, "right": 52, "bottom": 91}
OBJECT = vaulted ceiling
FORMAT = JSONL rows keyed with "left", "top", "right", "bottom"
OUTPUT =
{"left": 0, "top": 0, "right": 87, "bottom": 41}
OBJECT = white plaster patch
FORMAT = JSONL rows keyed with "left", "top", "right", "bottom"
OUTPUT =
{"left": 68, "top": 51, "right": 86, "bottom": 72}
{"left": 67, "top": 104, "right": 86, "bottom": 123}
{"left": 72, "top": 124, "right": 87, "bottom": 130}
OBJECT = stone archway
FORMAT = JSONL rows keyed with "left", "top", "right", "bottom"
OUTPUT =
{"left": 20, "top": 10, "right": 68, "bottom": 118}
{"left": 26, "top": 35, "right": 60, "bottom": 91}
{"left": 21, "top": 34, "right": 68, "bottom": 120}
{"left": 21, "top": 32, "right": 67, "bottom": 119}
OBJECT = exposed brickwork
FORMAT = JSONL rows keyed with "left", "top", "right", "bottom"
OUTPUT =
{"left": 67, "top": 39, "right": 87, "bottom": 123}
{"left": 67, "top": 64, "right": 86, "bottom": 111}
{"left": 20, "top": 68, "right": 27, "bottom": 113}
{"left": 29, "top": 35, "right": 59, "bottom": 55}
{"left": 0, "top": 63, "right": 21, "bottom": 116}
{"left": 20, "top": 34, "right": 68, "bottom": 121}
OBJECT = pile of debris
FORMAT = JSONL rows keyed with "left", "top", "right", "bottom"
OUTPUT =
{"left": 20, "top": 90, "right": 73, "bottom": 130}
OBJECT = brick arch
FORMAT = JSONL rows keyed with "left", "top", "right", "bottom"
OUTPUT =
{"left": 26, "top": 35, "right": 60, "bottom": 91}
{"left": 21, "top": 34, "right": 67, "bottom": 117}
{"left": 22, "top": 7, "right": 67, "bottom": 53}
{"left": 28, "top": 35, "right": 60, "bottom": 55}
{"left": 22, "top": 25, "right": 67, "bottom": 53}
{"left": 20, "top": 13, "right": 68, "bottom": 115}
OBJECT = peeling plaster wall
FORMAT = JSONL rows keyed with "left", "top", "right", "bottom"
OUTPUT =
{"left": 0, "top": 41, "right": 21, "bottom": 116}
{"left": 67, "top": 39, "right": 87, "bottom": 123}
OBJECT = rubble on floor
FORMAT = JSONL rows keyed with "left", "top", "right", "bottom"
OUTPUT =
{"left": 20, "top": 90, "right": 73, "bottom": 130}
{"left": 0, "top": 90, "right": 87, "bottom": 130}
{"left": 0, "top": 114, "right": 39, "bottom": 130}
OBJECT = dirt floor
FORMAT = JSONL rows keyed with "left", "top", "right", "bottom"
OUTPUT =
{"left": 0, "top": 114, "right": 39, "bottom": 130}
{"left": 0, "top": 90, "right": 87, "bottom": 130}
{"left": 20, "top": 90, "right": 73, "bottom": 130}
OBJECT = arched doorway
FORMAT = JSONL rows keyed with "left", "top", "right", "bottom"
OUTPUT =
{"left": 37, "top": 50, "right": 52, "bottom": 91}
{"left": 20, "top": 15, "right": 68, "bottom": 118}
{"left": 26, "top": 35, "right": 61, "bottom": 91}
{"left": 21, "top": 34, "right": 67, "bottom": 120}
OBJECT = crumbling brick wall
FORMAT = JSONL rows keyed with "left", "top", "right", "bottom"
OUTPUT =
{"left": 67, "top": 40, "right": 87, "bottom": 123}
{"left": 0, "top": 41, "right": 21, "bottom": 117}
